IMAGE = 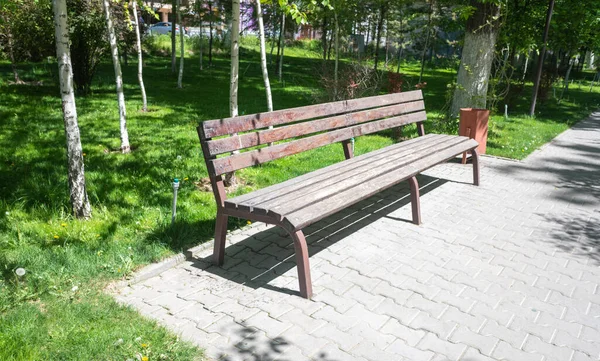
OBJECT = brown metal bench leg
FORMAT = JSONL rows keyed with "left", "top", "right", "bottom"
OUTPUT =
{"left": 408, "top": 176, "right": 422, "bottom": 225}
{"left": 213, "top": 212, "right": 228, "bottom": 266}
{"left": 471, "top": 149, "right": 480, "bottom": 186}
{"left": 291, "top": 230, "right": 313, "bottom": 299}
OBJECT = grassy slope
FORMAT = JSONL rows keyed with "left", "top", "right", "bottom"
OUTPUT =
{"left": 0, "top": 39, "right": 599, "bottom": 359}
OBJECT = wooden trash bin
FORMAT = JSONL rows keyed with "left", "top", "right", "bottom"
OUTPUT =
{"left": 459, "top": 108, "right": 489, "bottom": 164}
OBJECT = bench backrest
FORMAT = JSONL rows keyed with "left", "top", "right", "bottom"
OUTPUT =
{"left": 198, "top": 90, "right": 427, "bottom": 180}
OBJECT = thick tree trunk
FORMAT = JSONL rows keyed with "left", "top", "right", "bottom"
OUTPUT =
{"left": 373, "top": 4, "right": 386, "bottom": 71}
{"left": 256, "top": 0, "right": 273, "bottom": 112}
{"left": 102, "top": 0, "right": 130, "bottom": 153}
{"left": 177, "top": 0, "right": 184, "bottom": 88}
{"left": 278, "top": 13, "right": 285, "bottom": 82}
{"left": 209, "top": 1, "right": 213, "bottom": 66}
{"left": 52, "top": 0, "right": 92, "bottom": 219}
{"left": 450, "top": 0, "right": 500, "bottom": 117}
{"left": 131, "top": 0, "right": 147, "bottom": 111}
{"left": 171, "top": 0, "right": 177, "bottom": 73}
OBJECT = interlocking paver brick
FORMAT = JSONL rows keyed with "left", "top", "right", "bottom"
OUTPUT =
{"left": 449, "top": 325, "right": 498, "bottom": 356}
{"left": 492, "top": 340, "right": 544, "bottom": 361}
{"left": 418, "top": 332, "right": 468, "bottom": 361}
{"left": 385, "top": 338, "right": 436, "bottom": 361}
{"left": 311, "top": 324, "right": 363, "bottom": 352}
{"left": 380, "top": 318, "right": 426, "bottom": 347}
{"left": 111, "top": 114, "right": 600, "bottom": 360}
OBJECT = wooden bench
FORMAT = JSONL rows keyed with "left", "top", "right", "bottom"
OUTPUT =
{"left": 197, "top": 90, "right": 479, "bottom": 299}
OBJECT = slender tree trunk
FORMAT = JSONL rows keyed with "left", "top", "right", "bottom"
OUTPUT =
{"left": 3, "top": 20, "right": 22, "bottom": 84}
{"left": 131, "top": 0, "right": 147, "bottom": 111}
{"left": 559, "top": 55, "right": 574, "bottom": 100}
{"left": 327, "top": 29, "right": 333, "bottom": 60}
{"left": 199, "top": 20, "right": 203, "bottom": 70}
{"left": 225, "top": 0, "right": 240, "bottom": 187}
{"left": 269, "top": 13, "right": 278, "bottom": 66}
{"left": 171, "top": 0, "right": 177, "bottom": 72}
{"left": 450, "top": 0, "right": 500, "bottom": 117}
{"left": 529, "top": 0, "right": 554, "bottom": 116}
{"left": 373, "top": 4, "right": 386, "bottom": 71}
{"left": 52, "top": 0, "right": 92, "bottom": 219}
{"left": 322, "top": 15, "right": 328, "bottom": 61}
{"left": 102, "top": 0, "right": 130, "bottom": 153}
{"left": 276, "top": 11, "right": 283, "bottom": 69}
{"left": 419, "top": 0, "right": 434, "bottom": 83}
{"left": 208, "top": 1, "right": 213, "bottom": 66}
{"left": 396, "top": 16, "right": 403, "bottom": 74}
{"left": 256, "top": 0, "right": 273, "bottom": 112}
{"left": 278, "top": 13, "right": 285, "bottom": 82}
{"left": 177, "top": 0, "right": 184, "bottom": 88}
{"left": 334, "top": 10, "right": 339, "bottom": 100}
{"left": 522, "top": 54, "right": 529, "bottom": 81}
{"left": 230, "top": 0, "right": 240, "bottom": 117}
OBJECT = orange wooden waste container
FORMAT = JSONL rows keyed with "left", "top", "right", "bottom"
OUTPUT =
{"left": 459, "top": 108, "right": 489, "bottom": 163}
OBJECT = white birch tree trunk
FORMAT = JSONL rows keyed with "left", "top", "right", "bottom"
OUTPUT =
{"left": 256, "top": 0, "right": 273, "bottom": 112}
{"left": 131, "top": 0, "right": 147, "bottom": 111}
{"left": 278, "top": 13, "right": 285, "bottom": 83}
{"left": 230, "top": 0, "right": 240, "bottom": 117}
{"left": 225, "top": 0, "right": 240, "bottom": 187}
{"left": 177, "top": 0, "right": 184, "bottom": 88}
{"left": 450, "top": 31, "right": 498, "bottom": 116}
{"left": 103, "top": 0, "right": 131, "bottom": 153}
{"left": 52, "top": 0, "right": 92, "bottom": 219}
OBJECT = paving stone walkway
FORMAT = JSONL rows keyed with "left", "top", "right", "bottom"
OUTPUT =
{"left": 113, "top": 113, "right": 600, "bottom": 361}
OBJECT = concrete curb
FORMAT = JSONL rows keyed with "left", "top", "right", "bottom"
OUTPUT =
{"left": 122, "top": 221, "right": 266, "bottom": 287}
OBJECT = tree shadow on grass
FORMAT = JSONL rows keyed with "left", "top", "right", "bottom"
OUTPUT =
{"left": 185, "top": 175, "right": 448, "bottom": 297}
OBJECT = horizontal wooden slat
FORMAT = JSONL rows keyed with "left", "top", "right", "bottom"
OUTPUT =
{"left": 225, "top": 134, "right": 437, "bottom": 207}
{"left": 206, "top": 100, "right": 425, "bottom": 156}
{"left": 285, "top": 139, "right": 479, "bottom": 230}
{"left": 211, "top": 111, "right": 427, "bottom": 176}
{"left": 230, "top": 135, "right": 455, "bottom": 212}
{"left": 201, "top": 90, "right": 424, "bottom": 138}
{"left": 249, "top": 136, "right": 465, "bottom": 216}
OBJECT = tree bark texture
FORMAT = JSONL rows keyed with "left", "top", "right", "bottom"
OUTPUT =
{"left": 230, "top": 0, "right": 240, "bottom": 117}
{"left": 450, "top": 0, "right": 500, "bottom": 117}
{"left": 52, "top": 0, "right": 92, "bottom": 219}
{"left": 102, "top": 0, "right": 130, "bottom": 153}
{"left": 131, "top": 0, "right": 147, "bottom": 111}
{"left": 177, "top": 0, "right": 184, "bottom": 88}
{"left": 256, "top": 0, "right": 273, "bottom": 112}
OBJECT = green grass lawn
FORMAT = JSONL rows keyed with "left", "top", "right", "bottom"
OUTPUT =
{"left": 1, "top": 39, "right": 599, "bottom": 359}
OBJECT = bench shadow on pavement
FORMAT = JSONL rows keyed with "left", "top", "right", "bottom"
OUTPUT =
{"left": 188, "top": 174, "right": 448, "bottom": 297}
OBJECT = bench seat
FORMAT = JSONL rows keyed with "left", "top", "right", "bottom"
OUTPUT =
{"left": 225, "top": 134, "right": 478, "bottom": 231}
